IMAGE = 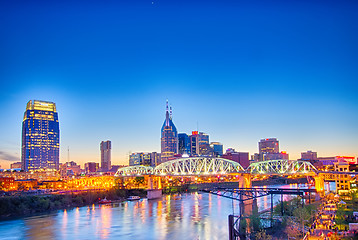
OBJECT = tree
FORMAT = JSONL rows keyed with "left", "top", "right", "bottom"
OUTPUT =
{"left": 284, "top": 217, "right": 301, "bottom": 239}
{"left": 293, "top": 206, "right": 310, "bottom": 236}
{"left": 249, "top": 212, "right": 262, "bottom": 232}
{"left": 255, "top": 229, "right": 272, "bottom": 240}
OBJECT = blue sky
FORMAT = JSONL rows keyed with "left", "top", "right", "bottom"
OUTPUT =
{"left": 0, "top": 0, "right": 357, "bottom": 167}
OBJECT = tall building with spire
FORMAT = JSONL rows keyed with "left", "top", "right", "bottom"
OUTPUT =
{"left": 21, "top": 100, "right": 60, "bottom": 171}
{"left": 161, "top": 100, "right": 178, "bottom": 162}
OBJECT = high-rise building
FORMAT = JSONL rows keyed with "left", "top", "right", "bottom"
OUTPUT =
{"left": 259, "top": 138, "right": 279, "bottom": 154}
{"left": 21, "top": 100, "right": 60, "bottom": 172}
{"left": 100, "top": 140, "right": 111, "bottom": 171}
{"left": 189, "top": 132, "right": 199, "bottom": 156}
{"left": 189, "top": 131, "right": 210, "bottom": 156}
{"left": 258, "top": 138, "right": 288, "bottom": 161}
{"left": 178, "top": 133, "right": 190, "bottom": 156}
{"left": 210, "top": 142, "right": 223, "bottom": 156}
{"left": 198, "top": 132, "right": 210, "bottom": 155}
{"left": 161, "top": 101, "right": 178, "bottom": 162}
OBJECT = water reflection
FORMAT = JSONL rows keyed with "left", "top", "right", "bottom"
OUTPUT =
{"left": 24, "top": 215, "right": 56, "bottom": 240}
{"left": 99, "top": 205, "right": 112, "bottom": 238}
{"left": 0, "top": 184, "right": 311, "bottom": 240}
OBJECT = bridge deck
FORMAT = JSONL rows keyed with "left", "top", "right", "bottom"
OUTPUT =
{"left": 203, "top": 187, "right": 317, "bottom": 202}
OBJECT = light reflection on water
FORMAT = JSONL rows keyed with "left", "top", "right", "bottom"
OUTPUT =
{"left": 0, "top": 184, "right": 315, "bottom": 240}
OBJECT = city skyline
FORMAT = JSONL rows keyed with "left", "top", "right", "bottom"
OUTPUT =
{"left": 1, "top": 0, "right": 357, "bottom": 168}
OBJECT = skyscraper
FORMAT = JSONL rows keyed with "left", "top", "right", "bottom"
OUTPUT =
{"left": 161, "top": 101, "right": 178, "bottom": 162}
{"left": 189, "top": 132, "right": 199, "bottom": 156}
{"left": 100, "top": 140, "right": 111, "bottom": 171}
{"left": 198, "top": 132, "right": 210, "bottom": 156}
{"left": 178, "top": 133, "right": 190, "bottom": 156}
{"left": 259, "top": 138, "right": 279, "bottom": 154}
{"left": 21, "top": 100, "right": 60, "bottom": 171}
{"left": 189, "top": 131, "right": 210, "bottom": 156}
{"left": 258, "top": 138, "right": 288, "bottom": 161}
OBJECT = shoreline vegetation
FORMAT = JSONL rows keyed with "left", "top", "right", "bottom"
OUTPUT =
{"left": 0, "top": 188, "right": 146, "bottom": 220}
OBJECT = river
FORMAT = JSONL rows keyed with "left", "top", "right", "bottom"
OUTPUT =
{"left": 0, "top": 183, "right": 331, "bottom": 240}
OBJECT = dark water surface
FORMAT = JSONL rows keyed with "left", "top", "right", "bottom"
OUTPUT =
{"left": 0, "top": 184, "right": 317, "bottom": 240}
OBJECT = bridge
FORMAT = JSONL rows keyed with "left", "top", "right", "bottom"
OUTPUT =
{"left": 114, "top": 157, "right": 329, "bottom": 192}
{"left": 115, "top": 157, "right": 318, "bottom": 177}
{"left": 115, "top": 157, "right": 357, "bottom": 193}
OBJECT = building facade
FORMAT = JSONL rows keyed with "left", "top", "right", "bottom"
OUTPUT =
{"left": 189, "top": 131, "right": 210, "bottom": 157}
{"left": 189, "top": 132, "right": 199, "bottom": 156}
{"left": 10, "top": 162, "right": 22, "bottom": 169}
{"left": 301, "top": 151, "right": 318, "bottom": 161}
{"left": 21, "top": 100, "right": 60, "bottom": 171}
{"left": 334, "top": 161, "right": 351, "bottom": 194}
{"left": 129, "top": 152, "right": 161, "bottom": 166}
{"left": 85, "top": 162, "right": 99, "bottom": 173}
{"left": 210, "top": 142, "right": 223, "bottom": 156}
{"left": 258, "top": 138, "right": 289, "bottom": 161}
{"left": 259, "top": 138, "right": 279, "bottom": 154}
{"left": 160, "top": 101, "right": 178, "bottom": 162}
{"left": 100, "top": 140, "right": 111, "bottom": 171}
{"left": 222, "top": 148, "right": 250, "bottom": 169}
{"left": 178, "top": 133, "right": 191, "bottom": 156}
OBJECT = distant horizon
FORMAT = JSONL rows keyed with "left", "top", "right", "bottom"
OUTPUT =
{"left": 0, "top": 98, "right": 356, "bottom": 169}
{"left": 1, "top": 0, "right": 357, "bottom": 169}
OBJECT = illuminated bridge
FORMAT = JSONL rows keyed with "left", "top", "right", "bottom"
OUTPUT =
{"left": 114, "top": 158, "right": 318, "bottom": 177}
{"left": 247, "top": 159, "right": 318, "bottom": 176}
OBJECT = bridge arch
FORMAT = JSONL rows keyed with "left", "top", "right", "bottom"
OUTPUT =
{"left": 247, "top": 159, "right": 318, "bottom": 175}
{"left": 154, "top": 157, "right": 245, "bottom": 176}
{"left": 115, "top": 165, "right": 154, "bottom": 176}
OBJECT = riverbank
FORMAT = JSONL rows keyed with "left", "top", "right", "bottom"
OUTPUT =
{"left": 0, "top": 188, "right": 147, "bottom": 220}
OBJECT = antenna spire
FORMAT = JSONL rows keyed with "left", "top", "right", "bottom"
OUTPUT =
{"left": 170, "top": 105, "right": 172, "bottom": 119}
{"left": 165, "top": 99, "right": 170, "bottom": 126}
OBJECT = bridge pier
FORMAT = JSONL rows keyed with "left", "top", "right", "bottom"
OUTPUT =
{"left": 146, "top": 175, "right": 162, "bottom": 200}
{"left": 237, "top": 174, "right": 255, "bottom": 239}
{"left": 238, "top": 173, "right": 252, "bottom": 189}
{"left": 314, "top": 174, "right": 325, "bottom": 196}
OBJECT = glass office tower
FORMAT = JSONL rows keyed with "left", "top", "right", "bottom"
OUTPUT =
{"left": 21, "top": 100, "right": 60, "bottom": 171}
{"left": 178, "top": 133, "right": 190, "bottom": 156}
{"left": 100, "top": 140, "right": 112, "bottom": 171}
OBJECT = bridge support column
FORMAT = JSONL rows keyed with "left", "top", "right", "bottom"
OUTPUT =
{"left": 147, "top": 175, "right": 154, "bottom": 189}
{"left": 147, "top": 175, "right": 162, "bottom": 200}
{"left": 238, "top": 174, "right": 252, "bottom": 189}
{"left": 314, "top": 174, "right": 325, "bottom": 196}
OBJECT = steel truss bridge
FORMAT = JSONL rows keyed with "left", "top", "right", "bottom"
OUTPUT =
{"left": 204, "top": 187, "right": 317, "bottom": 202}
{"left": 115, "top": 157, "right": 318, "bottom": 177}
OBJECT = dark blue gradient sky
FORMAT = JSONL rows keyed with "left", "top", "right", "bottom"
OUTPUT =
{"left": 1, "top": 0, "right": 357, "bottom": 167}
